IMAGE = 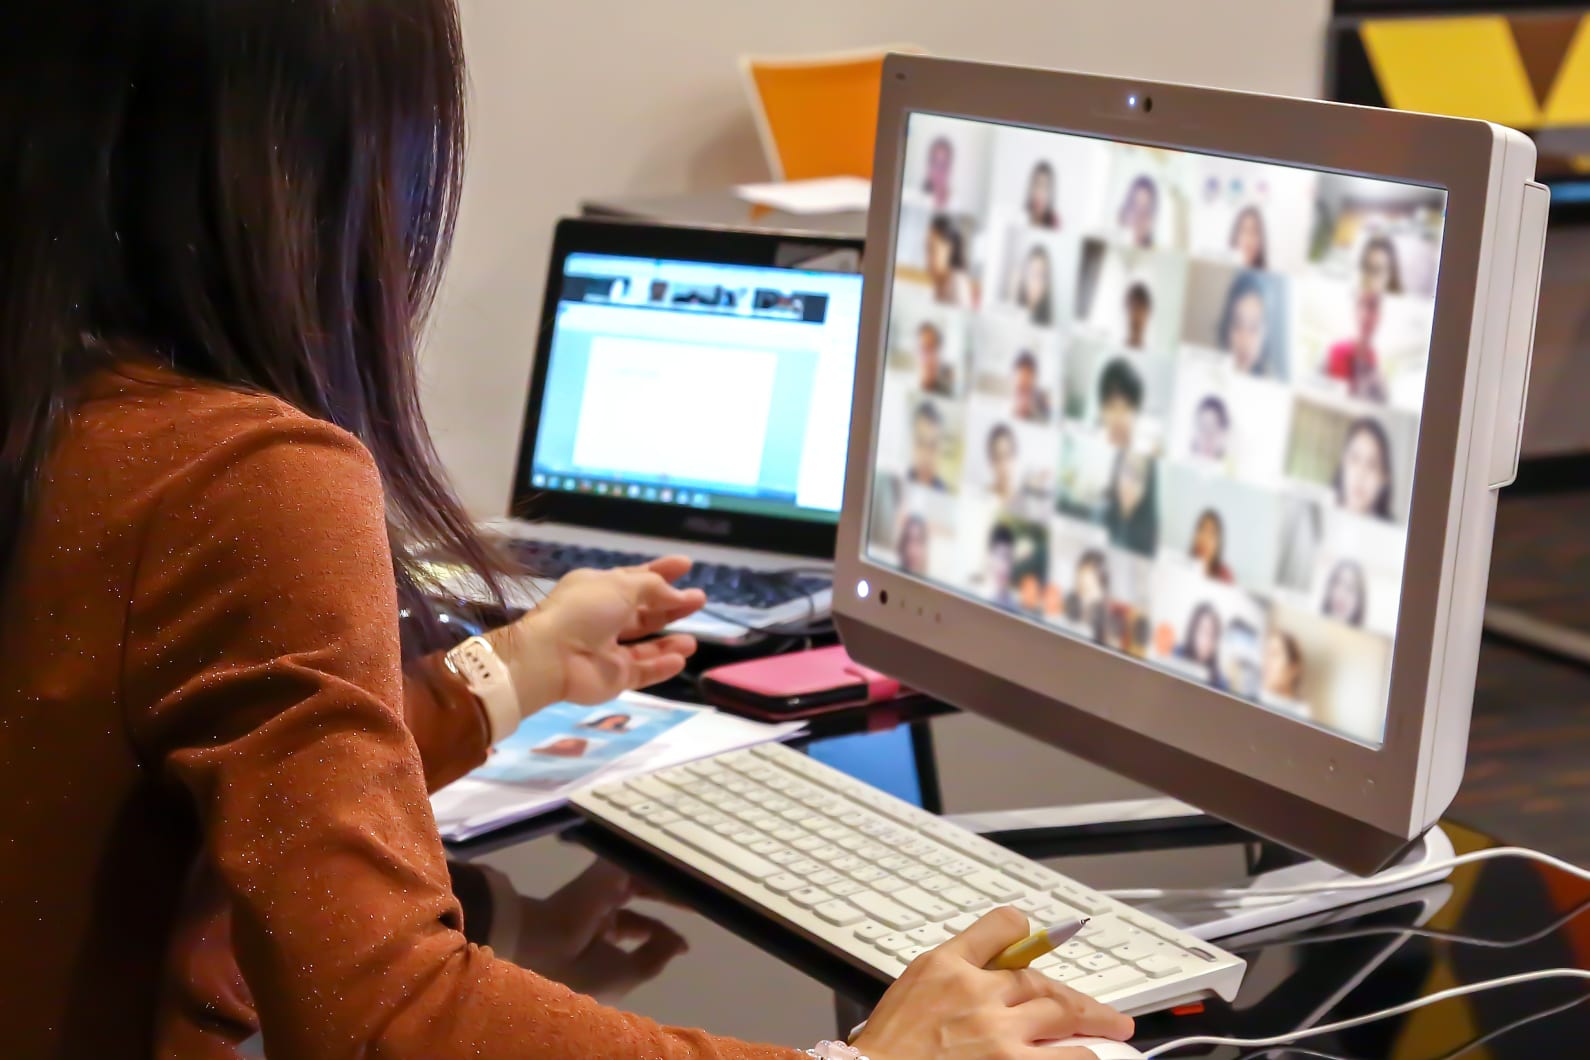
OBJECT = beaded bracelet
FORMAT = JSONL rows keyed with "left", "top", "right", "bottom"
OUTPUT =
{"left": 806, "top": 1040, "right": 867, "bottom": 1059}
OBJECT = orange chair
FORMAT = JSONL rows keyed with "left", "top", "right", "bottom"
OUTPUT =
{"left": 740, "top": 45, "right": 924, "bottom": 182}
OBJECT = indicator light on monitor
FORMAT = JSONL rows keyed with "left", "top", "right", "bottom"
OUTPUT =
{"left": 856, "top": 579, "right": 870, "bottom": 600}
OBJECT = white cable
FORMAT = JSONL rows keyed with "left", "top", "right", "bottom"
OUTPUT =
{"left": 1104, "top": 845, "right": 1590, "bottom": 902}
{"left": 1140, "top": 969, "right": 1590, "bottom": 1058}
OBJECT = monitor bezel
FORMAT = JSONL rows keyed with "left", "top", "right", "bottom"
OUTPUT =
{"left": 510, "top": 218, "right": 865, "bottom": 560}
{"left": 835, "top": 55, "right": 1500, "bottom": 851}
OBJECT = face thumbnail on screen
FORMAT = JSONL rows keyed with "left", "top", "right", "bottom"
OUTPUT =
{"left": 866, "top": 113, "right": 1447, "bottom": 745}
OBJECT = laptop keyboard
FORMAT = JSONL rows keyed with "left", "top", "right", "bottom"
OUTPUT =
{"left": 505, "top": 540, "right": 830, "bottom": 610}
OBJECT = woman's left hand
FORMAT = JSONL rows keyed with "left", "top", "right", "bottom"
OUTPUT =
{"left": 510, "top": 861, "right": 689, "bottom": 1004}
{"left": 485, "top": 556, "right": 707, "bottom": 713}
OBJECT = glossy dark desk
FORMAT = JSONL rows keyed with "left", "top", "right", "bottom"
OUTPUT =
{"left": 453, "top": 711, "right": 1590, "bottom": 1058}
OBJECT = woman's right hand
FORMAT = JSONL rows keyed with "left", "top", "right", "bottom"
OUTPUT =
{"left": 852, "top": 907, "right": 1134, "bottom": 1060}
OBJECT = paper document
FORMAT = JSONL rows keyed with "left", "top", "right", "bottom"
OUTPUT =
{"left": 432, "top": 691, "right": 804, "bottom": 843}
{"left": 734, "top": 176, "right": 871, "bottom": 215}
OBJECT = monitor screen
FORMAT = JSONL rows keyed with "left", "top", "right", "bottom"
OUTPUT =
{"left": 529, "top": 252, "right": 864, "bottom": 523}
{"left": 864, "top": 112, "right": 1448, "bottom": 746}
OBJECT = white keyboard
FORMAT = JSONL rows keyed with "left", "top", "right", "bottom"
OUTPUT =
{"left": 571, "top": 743, "right": 1245, "bottom": 1016}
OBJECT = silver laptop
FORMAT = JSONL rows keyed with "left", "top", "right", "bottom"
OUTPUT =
{"left": 452, "top": 218, "right": 866, "bottom": 643}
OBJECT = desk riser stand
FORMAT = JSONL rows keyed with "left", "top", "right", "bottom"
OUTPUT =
{"left": 941, "top": 799, "right": 1456, "bottom": 942}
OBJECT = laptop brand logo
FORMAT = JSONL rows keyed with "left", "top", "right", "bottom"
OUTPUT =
{"left": 683, "top": 515, "right": 733, "bottom": 538}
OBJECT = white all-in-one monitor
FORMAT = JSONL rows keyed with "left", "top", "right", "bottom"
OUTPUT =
{"left": 834, "top": 55, "right": 1549, "bottom": 875}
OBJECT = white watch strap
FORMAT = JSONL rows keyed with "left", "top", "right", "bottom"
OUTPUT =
{"left": 445, "top": 635, "right": 521, "bottom": 745}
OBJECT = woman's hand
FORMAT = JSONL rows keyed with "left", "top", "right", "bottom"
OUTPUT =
{"left": 852, "top": 908, "right": 1134, "bottom": 1060}
{"left": 485, "top": 557, "right": 707, "bottom": 713}
{"left": 510, "top": 861, "right": 688, "bottom": 1005}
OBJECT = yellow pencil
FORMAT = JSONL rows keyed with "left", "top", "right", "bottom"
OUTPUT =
{"left": 987, "top": 917, "right": 1090, "bottom": 970}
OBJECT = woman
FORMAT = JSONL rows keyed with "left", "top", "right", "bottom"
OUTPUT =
{"left": 1118, "top": 174, "right": 1159, "bottom": 248}
{"left": 1015, "top": 243, "right": 1054, "bottom": 326}
{"left": 1176, "top": 603, "right": 1226, "bottom": 690}
{"left": 1322, "top": 559, "right": 1369, "bottom": 627}
{"left": 923, "top": 135, "right": 955, "bottom": 210}
{"left": 0, "top": 4, "right": 1132, "bottom": 1058}
{"left": 1105, "top": 451, "right": 1158, "bottom": 558}
{"left": 897, "top": 514, "right": 930, "bottom": 576}
{"left": 1359, "top": 234, "right": 1403, "bottom": 295}
{"left": 1025, "top": 160, "right": 1060, "bottom": 229}
{"left": 1324, "top": 289, "right": 1388, "bottom": 402}
{"left": 1261, "top": 630, "right": 1306, "bottom": 702}
{"left": 926, "top": 214, "right": 976, "bottom": 307}
{"left": 987, "top": 423, "right": 1020, "bottom": 504}
{"left": 1217, "top": 270, "right": 1272, "bottom": 375}
{"left": 1334, "top": 417, "right": 1396, "bottom": 521}
{"left": 1190, "top": 509, "right": 1235, "bottom": 584}
{"left": 1071, "top": 550, "right": 1111, "bottom": 644}
{"left": 1228, "top": 205, "right": 1268, "bottom": 270}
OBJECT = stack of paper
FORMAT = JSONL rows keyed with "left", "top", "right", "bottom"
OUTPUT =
{"left": 734, "top": 176, "right": 872, "bottom": 215}
{"left": 432, "top": 691, "right": 804, "bottom": 843}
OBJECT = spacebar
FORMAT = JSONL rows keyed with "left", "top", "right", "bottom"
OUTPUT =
{"left": 661, "top": 820, "right": 778, "bottom": 879}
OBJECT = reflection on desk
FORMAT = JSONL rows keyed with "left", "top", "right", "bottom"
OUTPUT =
{"left": 540, "top": 814, "right": 1588, "bottom": 1058}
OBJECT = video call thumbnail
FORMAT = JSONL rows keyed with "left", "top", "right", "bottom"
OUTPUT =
{"left": 867, "top": 112, "right": 1448, "bottom": 746}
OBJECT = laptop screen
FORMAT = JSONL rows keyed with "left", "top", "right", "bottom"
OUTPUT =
{"left": 527, "top": 252, "right": 865, "bottom": 524}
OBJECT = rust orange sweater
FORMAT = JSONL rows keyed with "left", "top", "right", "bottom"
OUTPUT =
{"left": 0, "top": 361, "right": 802, "bottom": 1059}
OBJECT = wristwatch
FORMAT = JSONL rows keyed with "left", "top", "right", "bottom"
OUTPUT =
{"left": 443, "top": 635, "right": 521, "bottom": 744}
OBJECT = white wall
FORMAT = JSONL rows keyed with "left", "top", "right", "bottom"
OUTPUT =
{"left": 428, "top": 0, "right": 1332, "bottom": 515}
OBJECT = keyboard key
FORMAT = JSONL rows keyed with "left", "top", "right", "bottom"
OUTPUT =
{"left": 878, "top": 855, "right": 912, "bottom": 872}
{"left": 694, "top": 811, "right": 729, "bottom": 829}
{"left": 875, "top": 932, "right": 914, "bottom": 955}
{"left": 627, "top": 776, "right": 676, "bottom": 802}
{"left": 920, "top": 875, "right": 953, "bottom": 894}
{"left": 907, "top": 924, "right": 950, "bottom": 947}
{"left": 1058, "top": 940, "right": 1093, "bottom": 961}
{"left": 1079, "top": 953, "right": 1120, "bottom": 973}
{"left": 839, "top": 812, "right": 869, "bottom": 827}
{"left": 855, "top": 921, "right": 891, "bottom": 943}
{"left": 895, "top": 888, "right": 956, "bottom": 920}
{"left": 827, "top": 881, "right": 864, "bottom": 898}
{"left": 921, "top": 850, "right": 953, "bottom": 868}
{"left": 837, "top": 835, "right": 869, "bottom": 852}
{"left": 944, "top": 860, "right": 981, "bottom": 877}
{"left": 727, "top": 828, "right": 759, "bottom": 844}
{"left": 766, "top": 874, "right": 804, "bottom": 894}
{"left": 856, "top": 843, "right": 891, "bottom": 861}
{"left": 831, "top": 856, "right": 865, "bottom": 874}
{"left": 849, "top": 866, "right": 887, "bottom": 884}
{"left": 710, "top": 821, "right": 740, "bottom": 836}
{"left": 998, "top": 864, "right": 1062, "bottom": 889}
{"left": 763, "top": 797, "right": 793, "bottom": 813}
{"left": 807, "top": 869, "right": 842, "bottom": 888}
{"left": 1053, "top": 883, "right": 1111, "bottom": 915}
{"left": 787, "top": 859, "right": 824, "bottom": 877}
{"left": 660, "top": 820, "right": 777, "bottom": 879}
{"left": 897, "top": 945, "right": 932, "bottom": 964}
{"left": 817, "top": 824, "right": 850, "bottom": 841}
{"left": 1084, "top": 923, "right": 1130, "bottom": 951}
{"left": 809, "top": 845, "right": 844, "bottom": 861}
{"left": 1109, "top": 940, "right": 1159, "bottom": 963}
{"left": 1074, "top": 966, "right": 1146, "bottom": 998}
{"left": 749, "top": 840, "right": 781, "bottom": 855}
{"left": 1039, "top": 903, "right": 1084, "bottom": 923}
{"left": 768, "top": 850, "right": 801, "bottom": 866}
{"left": 647, "top": 810, "right": 683, "bottom": 827}
{"left": 851, "top": 892, "right": 924, "bottom": 931}
{"left": 944, "top": 913, "right": 979, "bottom": 934}
{"left": 1045, "top": 963, "right": 1087, "bottom": 984}
{"left": 593, "top": 786, "right": 646, "bottom": 809}
{"left": 790, "top": 887, "right": 829, "bottom": 909}
{"left": 899, "top": 865, "right": 931, "bottom": 882}
{"left": 964, "top": 872, "right": 1025, "bottom": 902}
{"left": 629, "top": 801, "right": 661, "bottom": 818}
{"left": 770, "top": 827, "right": 804, "bottom": 842}
{"left": 874, "top": 876, "right": 908, "bottom": 895}
{"left": 940, "top": 887, "right": 992, "bottom": 913}
{"left": 1014, "top": 895, "right": 1047, "bottom": 915}
{"left": 792, "top": 835, "right": 825, "bottom": 852}
{"left": 1135, "top": 955, "right": 1181, "bottom": 979}
{"left": 816, "top": 900, "right": 865, "bottom": 926}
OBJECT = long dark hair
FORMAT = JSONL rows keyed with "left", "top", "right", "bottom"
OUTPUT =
{"left": 0, "top": 0, "right": 508, "bottom": 651}
{"left": 1333, "top": 417, "right": 1395, "bottom": 520}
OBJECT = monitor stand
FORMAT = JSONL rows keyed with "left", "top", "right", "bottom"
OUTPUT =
{"left": 942, "top": 799, "right": 1455, "bottom": 942}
